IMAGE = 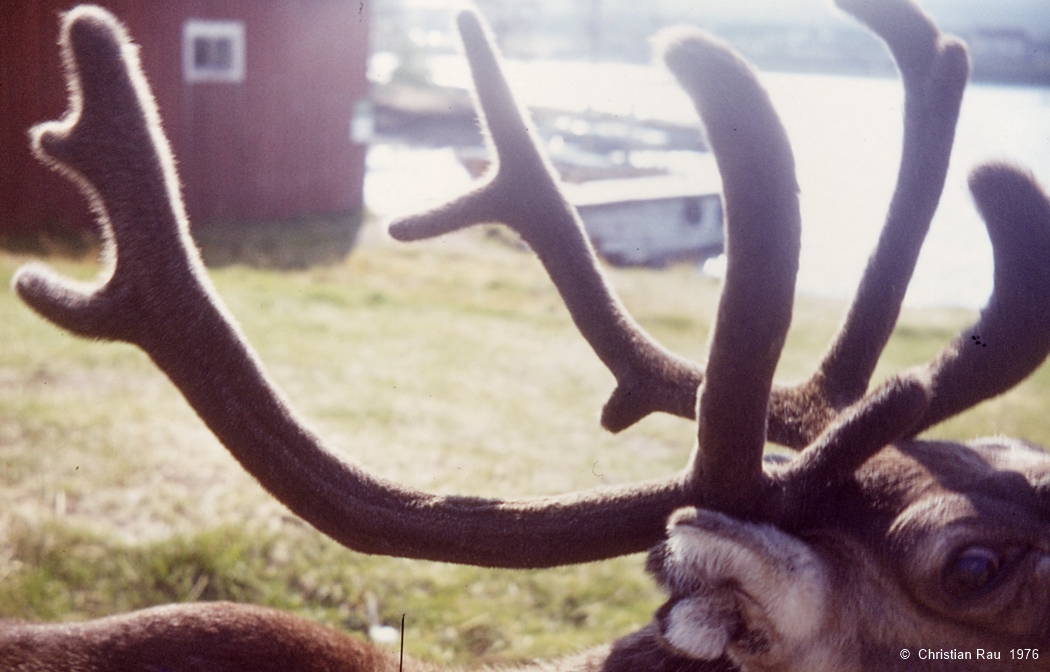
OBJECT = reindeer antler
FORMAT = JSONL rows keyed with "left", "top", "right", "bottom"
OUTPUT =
{"left": 908, "top": 163, "right": 1050, "bottom": 435}
{"left": 657, "top": 29, "right": 800, "bottom": 513}
{"left": 15, "top": 0, "right": 1050, "bottom": 572}
{"left": 767, "top": 0, "right": 971, "bottom": 444}
{"left": 388, "top": 0, "right": 1050, "bottom": 508}
{"left": 659, "top": 18, "right": 933, "bottom": 518}
{"left": 391, "top": 12, "right": 705, "bottom": 434}
{"left": 780, "top": 0, "right": 1050, "bottom": 447}
{"left": 15, "top": 5, "right": 692, "bottom": 569}
{"left": 394, "top": 0, "right": 1050, "bottom": 455}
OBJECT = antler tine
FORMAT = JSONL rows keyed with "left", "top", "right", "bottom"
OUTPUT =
{"left": 660, "top": 31, "right": 800, "bottom": 514}
{"left": 764, "top": 0, "right": 970, "bottom": 448}
{"left": 390, "top": 10, "right": 705, "bottom": 433}
{"left": 762, "top": 3, "right": 1050, "bottom": 512}
{"left": 771, "top": 164, "right": 1050, "bottom": 516}
{"left": 387, "top": 3, "right": 983, "bottom": 451}
{"left": 385, "top": 11, "right": 529, "bottom": 240}
{"left": 17, "top": 5, "right": 699, "bottom": 569}
{"left": 14, "top": 6, "right": 203, "bottom": 344}
{"left": 780, "top": 0, "right": 1050, "bottom": 444}
{"left": 773, "top": 374, "right": 931, "bottom": 523}
{"left": 907, "top": 164, "right": 1050, "bottom": 435}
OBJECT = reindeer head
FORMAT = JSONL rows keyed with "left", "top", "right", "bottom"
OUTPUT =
{"left": 6, "top": 1, "right": 1050, "bottom": 671}
{"left": 647, "top": 436, "right": 1050, "bottom": 670}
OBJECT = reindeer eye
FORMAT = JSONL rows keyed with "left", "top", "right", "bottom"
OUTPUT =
{"left": 944, "top": 547, "right": 1001, "bottom": 595}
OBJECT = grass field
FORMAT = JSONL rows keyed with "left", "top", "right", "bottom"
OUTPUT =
{"left": 2, "top": 223, "right": 1049, "bottom": 665}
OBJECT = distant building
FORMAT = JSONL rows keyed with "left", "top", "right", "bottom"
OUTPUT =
{"left": 564, "top": 172, "right": 723, "bottom": 267}
{"left": 1, "top": 1, "right": 371, "bottom": 240}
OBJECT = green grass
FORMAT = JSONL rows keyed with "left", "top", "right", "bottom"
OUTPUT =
{"left": 2, "top": 227, "right": 1050, "bottom": 665}
{"left": 0, "top": 519, "right": 656, "bottom": 664}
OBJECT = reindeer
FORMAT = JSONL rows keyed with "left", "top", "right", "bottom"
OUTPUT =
{"left": 3, "top": 0, "right": 1050, "bottom": 670}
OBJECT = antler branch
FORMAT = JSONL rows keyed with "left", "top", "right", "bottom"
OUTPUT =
{"left": 17, "top": 0, "right": 1050, "bottom": 573}
{"left": 764, "top": 0, "right": 970, "bottom": 446}
{"left": 15, "top": 5, "right": 199, "bottom": 345}
{"left": 15, "top": 6, "right": 693, "bottom": 569}
{"left": 658, "top": 30, "right": 800, "bottom": 514}
{"left": 390, "top": 11, "right": 705, "bottom": 433}
{"left": 391, "top": 1, "right": 1043, "bottom": 453}
{"left": 908, "top": 164, "right": 1050, "bottom": 434}
{"left": 785, "top": 0, "right": 1050, "bottom": 445}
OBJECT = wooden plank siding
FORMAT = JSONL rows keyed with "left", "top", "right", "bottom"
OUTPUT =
{"left": 1, "top": 1, "right": 370, "bottom": 236}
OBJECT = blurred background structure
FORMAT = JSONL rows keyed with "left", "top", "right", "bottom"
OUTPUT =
{"left": 2, "top": 1, "right": 370, "bottom": 263}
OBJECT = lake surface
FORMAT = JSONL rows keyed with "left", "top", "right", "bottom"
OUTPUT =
{"left": 367, "top": 58, "right": 1050, "bottom": 309}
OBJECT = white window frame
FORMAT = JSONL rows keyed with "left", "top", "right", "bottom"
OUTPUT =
{"left": 183, "top": 19, "right": 246, "bottom": 84}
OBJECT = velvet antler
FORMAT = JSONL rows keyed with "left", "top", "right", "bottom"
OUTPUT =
{"left": 14, "top": 0, "right": 1050, "bottom": 570}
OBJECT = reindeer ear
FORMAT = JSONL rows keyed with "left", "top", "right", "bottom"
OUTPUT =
{"left": 652, "top": 509, "right": 833, "bottom": 665}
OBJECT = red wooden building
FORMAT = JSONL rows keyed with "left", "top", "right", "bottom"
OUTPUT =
{"left": 2, "top": 1, "right": 371, "bottom": 242}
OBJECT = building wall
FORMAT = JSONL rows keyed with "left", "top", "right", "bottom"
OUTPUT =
{"left": 2, "top": 2, "right": 85, "bottom": 233}
{"left": 1, "top": 1, "right": 370, "bottom": 236}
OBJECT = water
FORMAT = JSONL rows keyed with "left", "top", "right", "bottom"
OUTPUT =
{"left": 366, "top": 58, "right": 1050, "bottom": 309}
{"left": 767, "top": 72, "right": 1050, "bottom": 309}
